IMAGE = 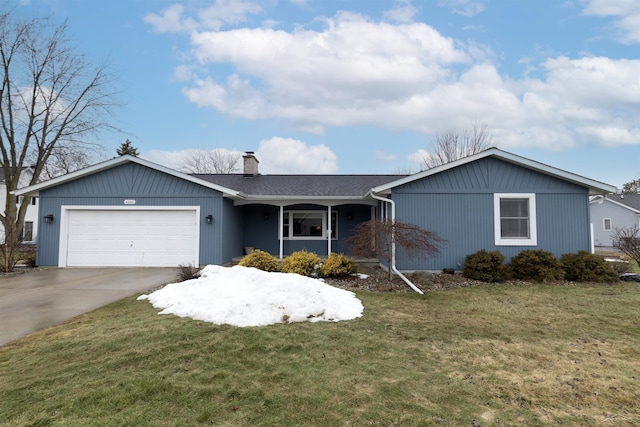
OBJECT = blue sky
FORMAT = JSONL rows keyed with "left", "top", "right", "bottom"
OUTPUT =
{"left": 13, "top": 0, "right": 640, "bottom": 188}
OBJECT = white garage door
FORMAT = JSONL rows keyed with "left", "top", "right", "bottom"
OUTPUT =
{"left": 64, "top": 209, "right": 199, "bottom": 267}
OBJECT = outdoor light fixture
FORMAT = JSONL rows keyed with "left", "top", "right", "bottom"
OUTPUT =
{"left": 205, "top": 215, "right": 213, "bottom": 224}
{"left": 43, "top": 214, "right": 54, "bottom": 223}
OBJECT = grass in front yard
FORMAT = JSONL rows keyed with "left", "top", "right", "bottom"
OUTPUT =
{"left": 1, "top": 283, "right": 640, "bottom": 426}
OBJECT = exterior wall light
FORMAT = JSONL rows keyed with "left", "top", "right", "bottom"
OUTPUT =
{"left": 205, "top": 215, "right": 213, "bottom": 224}
{"left": 43, "top": 214, "right": 54, "bottom": 223}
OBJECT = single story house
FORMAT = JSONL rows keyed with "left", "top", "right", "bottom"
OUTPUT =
{"left": 590, "top": 194, "right": 640, "bottom": 250}
{"left": 14, "top": 148, "right": 616, "bottom": 271}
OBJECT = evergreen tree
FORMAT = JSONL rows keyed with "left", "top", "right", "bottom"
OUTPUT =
{"left": 117, "top": 140, "right": 139, "bottom": 157}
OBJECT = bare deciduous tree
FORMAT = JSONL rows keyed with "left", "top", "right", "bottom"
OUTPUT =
{"left": 422, "top": 123, "right": 493, "bottom": 169}
{"left": 39, "top": 144, "right": 96, "bottom": 180}
{"left": 612, "top": 225, "right": 640, "bottom": 268}
{"left": 1, "top": 10, "right": 117, "bottom": 270}
{"left": 181, "top": 149, "right": 242, "bottom": 174}
{"left": 346, "top": 219, "right": 445, "bottom": 279}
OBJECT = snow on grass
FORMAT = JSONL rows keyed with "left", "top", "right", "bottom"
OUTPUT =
{"left": 138, "top": 265, "right": 364, "bottom": 327}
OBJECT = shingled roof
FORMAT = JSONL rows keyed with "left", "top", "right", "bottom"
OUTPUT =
{"left": 605, "top": 194, "right": 640, "bottom": 212}
{"left": 192, "top": 174, "right": 407, "bottom": 198}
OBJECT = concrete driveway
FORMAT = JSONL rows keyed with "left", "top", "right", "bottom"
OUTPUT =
{"left": 0, "top": 268, "right": 178, "bottom": 347}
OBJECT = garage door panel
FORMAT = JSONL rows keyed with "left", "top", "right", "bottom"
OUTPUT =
{"left": 65, "top": 209, "right": 199, "bottom": 267}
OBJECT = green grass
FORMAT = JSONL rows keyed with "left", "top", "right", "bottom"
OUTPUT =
{"left": 2, "top": 283, "right": 640, "bottom": 426}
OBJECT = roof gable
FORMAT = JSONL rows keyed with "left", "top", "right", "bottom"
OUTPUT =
{"left": 13, "top": 155, "right": 243, "bottom": 198}
{"left": 371, "top": 148, "right": 617, "bottom": 196}
{"left": 592, "top": 194, "right": 640, "bottom": 213}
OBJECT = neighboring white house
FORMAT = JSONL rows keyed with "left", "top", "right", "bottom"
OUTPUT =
{"left": 0, "top": 167, "right": 39, "bottom": 245}
{"left": 590, "top": 194, "right": 640, "bottom": 250}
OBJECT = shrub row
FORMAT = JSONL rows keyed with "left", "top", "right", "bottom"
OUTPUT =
{"left": 463, "top": 249, "right": 619, "bottom": 283}
{"left": 238, "top": 250, "right": 357, "bottom": 278}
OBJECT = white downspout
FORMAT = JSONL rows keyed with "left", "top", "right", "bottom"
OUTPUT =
{"left": 369, "top": 191, "right": 424, "bottom": 295}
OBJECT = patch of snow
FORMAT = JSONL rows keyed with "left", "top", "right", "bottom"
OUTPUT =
{"left": 138, "top": 265, "right": 364, "bottom": 327}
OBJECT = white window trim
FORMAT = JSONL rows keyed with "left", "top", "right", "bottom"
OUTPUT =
{"left": 282, "top": 210, "right": 337, "bottom": 240}
{"left": 603, "top": 218, "right": 612, "bottom": 231}
{"left": 494, "top": 193, "right": 537, "bottom": 246}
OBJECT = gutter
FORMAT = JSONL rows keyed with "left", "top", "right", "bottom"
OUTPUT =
{"left": 369, "top": 190, "right": 424, "bottom": 295}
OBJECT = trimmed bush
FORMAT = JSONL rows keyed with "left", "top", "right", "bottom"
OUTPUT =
{"left": 319, "top": 253, "right": 357, "bottom": 278}
{"left": 239, "top": 249, "right": 280, "bottom": 272}
{"left": 560, "top": 251, "right": 619, "bottom": 283}
{"left": 510, "top": 249, "right": 564, "bottom": 282}
{"left": 462, "top": 249, "right": 511, "bottom": 282}
{"left": 280, "top": 250, "right": 321, "bottom": 276}
{"left": 176, "top": 264, "right": 201, "bottom": 282}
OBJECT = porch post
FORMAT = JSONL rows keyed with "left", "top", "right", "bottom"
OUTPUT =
{"left": 327, "top": 205, "right": 332, "bottom": 256}
{"left": 279, "top": 205, "right": 284, "bottom": 260}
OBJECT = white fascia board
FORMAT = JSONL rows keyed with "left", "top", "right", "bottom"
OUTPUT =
{"left": 13, "top": 155, "right": 245, "bottom": 199}
{"left": 234, "top": 195, "right": 377, "bottom": 206}
{"left": 370, "top": 148, "right": 617, "bottom": 195}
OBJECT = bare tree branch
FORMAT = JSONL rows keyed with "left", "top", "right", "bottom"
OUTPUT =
{"left": 423, "top": 122, "right": 494, "bottom": 169}
{"left": 346, "top": 219, "right": 445, "bottom": 278}
{"left": 181, "top": 149, "right": 242, "bottom": 174}
{"left": 612, "top": 225, "right": 640, "bottom": 267}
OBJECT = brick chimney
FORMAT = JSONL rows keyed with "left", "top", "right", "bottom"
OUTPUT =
{"left": 243, "top": 151, "right": 259, "bottom": 177}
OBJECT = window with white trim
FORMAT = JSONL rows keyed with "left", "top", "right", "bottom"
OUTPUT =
{"left": 22, "top": 221, "right": 33, "bottom": 242}
{"left": 494, "top": 193, "right": 537, "bottom": 246}
{"left": 603, "top": 218, "right": 612, "bottom": 231}
{"left": 282, "top": 211, "right": 337, "bottom": 240}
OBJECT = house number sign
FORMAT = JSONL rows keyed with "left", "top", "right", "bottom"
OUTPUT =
{"left": 124, "top": 199, "right": 136, "bottom": 205}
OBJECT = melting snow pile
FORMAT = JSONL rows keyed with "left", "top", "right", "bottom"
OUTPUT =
{"left": 138, "top": 264, "right": 364, "bottom": 327}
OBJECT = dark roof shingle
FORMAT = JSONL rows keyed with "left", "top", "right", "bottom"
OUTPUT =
{"left": 607, "top": 194, "right": 640, "bottom": 211}
{"left": 191, "top": 174, "right": 407, "bottom": 197}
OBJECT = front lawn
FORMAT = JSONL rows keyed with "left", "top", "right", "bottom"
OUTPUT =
{"left": 1, "top": 283, "right": 639, "bottom": 426}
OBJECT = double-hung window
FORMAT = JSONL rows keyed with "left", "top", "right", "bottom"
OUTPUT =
{"left": 494, "top": 193, "right": 537, "bottom": 246}
{"left": 603, "top": 218, "right": 612, "bottom": 231}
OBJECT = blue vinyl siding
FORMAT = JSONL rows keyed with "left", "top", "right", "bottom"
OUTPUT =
{"left": 392, "top": 157, "right": 591, "bottom": 271}
{"left": 221, "top": 198, "right": 244, "bottom": 263}
{"left": 36, "top": 163, "right": 228, "bottom": 266}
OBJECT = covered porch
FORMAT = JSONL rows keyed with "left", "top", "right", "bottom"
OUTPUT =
{"left": 236, "top": 201, "right": 377, "bottom": 260}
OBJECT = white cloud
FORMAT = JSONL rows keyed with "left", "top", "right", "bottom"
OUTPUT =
{"left": 384, "top": 0, "right": 418, "bottom": 24}
{"left": 583, "top": 0, "right": 640, "bottom": 43}
{"left": 438, "top": 0, "right": 487, "bottom": 17}
{"left": 142, "top": 149, "right": 193, "bottom": 170}
{"left": 197, "top": 0, "right": 262, "bottom": 31}
{"left": 256, "top": 138, "right": 338, "bottom": 174}
{"left": 182, "top": 12, "right": 469, "bottom": 133}
{"left": 144, "top": 0, "right": 262, "bottom": 33}
{"left": 408, "top": 149, "right": 428, "bottom": 167}
{"left": 144, "top": 4, "right": 195, "bottom": 33}
{"left": 147, "top": 4, "right": 640, "bottom": 152}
